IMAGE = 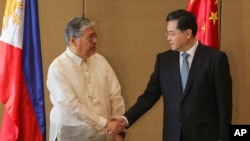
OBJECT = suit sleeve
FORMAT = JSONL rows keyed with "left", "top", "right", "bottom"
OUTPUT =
{"left": 214, "top": 52, "right": 232, "bottom": 140}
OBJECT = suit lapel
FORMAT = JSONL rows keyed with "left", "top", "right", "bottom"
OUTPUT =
{"left": 169, "top": 52, "right": 183, "bottom": 95}
{"left": 183, "top": 44, "right": 205, "bottom": 96}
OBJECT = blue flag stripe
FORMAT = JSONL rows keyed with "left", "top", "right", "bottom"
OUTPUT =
{"left": 22, "top": 0, "right": 46, "bottom": 140}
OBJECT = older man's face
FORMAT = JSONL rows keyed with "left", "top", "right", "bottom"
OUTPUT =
{"left": 70, "top": 26, "right": 98, "bottom": 59}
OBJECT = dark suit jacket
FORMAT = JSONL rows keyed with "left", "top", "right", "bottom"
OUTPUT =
{"left": 124, "top": 43, "right": 232, "bottom": 141}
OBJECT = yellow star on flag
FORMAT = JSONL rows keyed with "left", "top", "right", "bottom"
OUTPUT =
{"left": 3, "top": 0, "right": 23, "bottom": 29}
{"left": 201, "top": 23, "right": 206, "bottom": 33}
{"left": 209, "top": 11, "right": 218, "bottom": 25}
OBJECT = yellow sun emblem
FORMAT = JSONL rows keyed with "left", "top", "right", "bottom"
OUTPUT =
{"left": 2, "top": 0, "right": 23, "bottom": 29}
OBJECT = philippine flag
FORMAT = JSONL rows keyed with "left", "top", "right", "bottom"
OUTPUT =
{"left": 0, "top": 0, "right": 46, "bottom": 141}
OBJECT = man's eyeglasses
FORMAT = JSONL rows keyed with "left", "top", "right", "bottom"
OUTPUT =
{"left": 85, "top": 33, "right": 98, "bottom": 41}
{"left": 165, "top": 31, "right": 182, "bottom": 38}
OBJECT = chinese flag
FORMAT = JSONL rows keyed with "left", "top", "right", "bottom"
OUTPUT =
{"left": 0, "top": 0, "right": 46, "bottom": 140}
{"left": 187, "top": 0, "right": 220, "bottom": 50}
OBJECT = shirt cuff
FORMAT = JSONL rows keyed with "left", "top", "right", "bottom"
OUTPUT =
{"left": 122, "top": 116, "right": 129, "bottom": 127}
{"left": 98, "top": 116, "right": 107, "bottom": 128}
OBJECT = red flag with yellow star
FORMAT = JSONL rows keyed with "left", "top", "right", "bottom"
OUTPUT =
{"left": 187, "top": 0, "right": 220, "bottom": 50}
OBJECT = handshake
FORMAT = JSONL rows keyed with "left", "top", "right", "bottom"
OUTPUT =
{"left": 105, "top": 116, "right": 128, "bottom": 135}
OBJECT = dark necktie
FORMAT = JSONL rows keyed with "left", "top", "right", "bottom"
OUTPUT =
{"left": 181, "top": 52, "right": 189, "bottom": 91}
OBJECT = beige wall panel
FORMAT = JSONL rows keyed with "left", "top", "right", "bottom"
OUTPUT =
{"left": 241, "top": 0, "right": 250, "bottom": 123}
{"left": 221, "top": 0, "right": 250, "bottom": 124}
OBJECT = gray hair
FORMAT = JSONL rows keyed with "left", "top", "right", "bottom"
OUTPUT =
{"left": 64, "top": 17, "right": 95, "bottom": 45}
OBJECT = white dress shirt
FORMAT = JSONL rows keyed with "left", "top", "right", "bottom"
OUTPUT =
{"left": 179, "top": 40, "right": 199, "bottom": 72}
{"left": 47, "top": 47, "right": 125, "bottom": 141}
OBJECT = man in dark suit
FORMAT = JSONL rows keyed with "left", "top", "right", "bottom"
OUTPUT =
{"left": 107, "top": 9, "right": 232, "bottom": 141}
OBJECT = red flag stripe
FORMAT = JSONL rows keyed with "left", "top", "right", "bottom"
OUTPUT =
{"left": 0, "top": 41, "right": 44, "bottom": 141}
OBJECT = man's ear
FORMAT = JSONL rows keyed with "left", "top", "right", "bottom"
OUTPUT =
{"left": 69, "top": 36, "right": 78, "bottom": 46}
{"left": 185, "top": 29, "right": 193, "bottom": 39}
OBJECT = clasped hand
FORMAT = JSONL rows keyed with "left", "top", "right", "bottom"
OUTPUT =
{"left": 105, "top": 116, "right": 127, "bottom": 134}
